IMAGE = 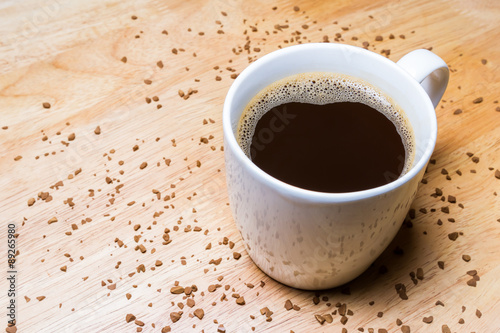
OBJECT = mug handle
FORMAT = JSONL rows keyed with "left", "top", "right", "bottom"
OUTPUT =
{"left": 396, "top": 49, "right": 449, "bottom": 108}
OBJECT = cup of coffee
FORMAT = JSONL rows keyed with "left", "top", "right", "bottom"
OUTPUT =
{"left": 223, "top": 43, "right": 448, "bottom": 290}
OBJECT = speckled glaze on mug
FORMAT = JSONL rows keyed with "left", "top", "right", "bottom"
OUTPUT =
{"left": 223, "top": 43, "right": 448, "bottom": 290}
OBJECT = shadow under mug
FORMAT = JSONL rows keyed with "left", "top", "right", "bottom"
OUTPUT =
{"left": 223, "top": 43, "right": 449, "bottom": 290}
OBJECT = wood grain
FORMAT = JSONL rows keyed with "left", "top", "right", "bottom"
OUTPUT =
{"left": 1, "top": 0, "right": 499, "bottom": 332}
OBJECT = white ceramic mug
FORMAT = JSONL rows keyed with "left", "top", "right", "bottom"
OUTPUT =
{"left": 223, "top": 43, "right": 449, "bottom": 290}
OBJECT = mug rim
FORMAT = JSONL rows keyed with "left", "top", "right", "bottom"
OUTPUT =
{"left": 222, "top": 43, "right": 437, "bottom": 203}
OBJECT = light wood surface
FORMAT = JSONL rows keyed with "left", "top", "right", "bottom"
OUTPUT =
{"left": 1, "top": 0, "right": 499, "bottom": 332}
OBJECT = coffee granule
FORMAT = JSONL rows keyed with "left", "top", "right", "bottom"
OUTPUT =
{"left": 315, "top": 315, "right": 325, "bottom": 324}
{"left": 416, "top": 268, "right": 424, "bottom": 280}
{"left": 170, "top": 286, "right": 184, "bottom": 294}
{"left": 467, "top": 279, "right": 476, "bottom": 287}
{"left": 473, "top": 97, "right": 483, "bottom": 104}
{"left": 170, "top": 312, "right": 182, "bottom": 323}
{"left": 422, "top": 316, "right": 433, "bottom": 324}
{"left": 193, "top": 309, "right": 204, "bottom": 319}
{"left": 43, "top": 102, "right": 51, "bottom": 109}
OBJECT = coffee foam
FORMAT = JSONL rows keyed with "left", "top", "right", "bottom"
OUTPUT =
{"left": 237, "top": 72, "right": 415, "bottom": 177}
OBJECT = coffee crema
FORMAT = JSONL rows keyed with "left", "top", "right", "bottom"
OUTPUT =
{"left": 237, "top": 72, "right": 415, "bottom": 193}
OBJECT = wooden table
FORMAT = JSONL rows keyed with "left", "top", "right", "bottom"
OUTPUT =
{"left": 1, "top": 0, "right": 499, "bottom": 332}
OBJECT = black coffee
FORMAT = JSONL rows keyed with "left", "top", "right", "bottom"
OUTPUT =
{"left": 237, "top": 73, "right": 414, "bottom": 193}
{"left": 250, "top": 101, "right": 405, "bottom": 192}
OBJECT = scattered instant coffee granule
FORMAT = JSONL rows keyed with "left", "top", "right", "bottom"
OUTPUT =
{"left": 438, "top": 261, "right": 445, "bottom": 269}
{"left": 170, "top": 312, "right": 182, "bottom": 323}
{"left": 14, "top": 155, "right": 22, "bottom": 161}
{"left": 441, "top": 325, "right": 451, "bottom": 333}
{"left": 453, "top": 109, "right": 462, "bottom": 115}
{"left": 193, "top": 309, "right": 204, "bottom": 319}
{"left": 140, "top": 162, "right": 148, "bottom": 169}
{"left": 462, "top": 254, "right": 471, "bottom": 262}
{"left": 126, "top": 314, "right": 136, "bottom": 323}
{"left": 315, "top": 314, "right": 326, "bottom": 325}
{"left": 448, "top": 232, "right": 459, "bottom": 241}
{"left": 43, "top": 102, "right": 51, "bottom": 109}
{"left": 94, "top": 126, "right": 101, "bottom": 135}
{"left": 121, "top": 57, "right": 127, "bottom": 63}
{"left": 401, "top": 326, "right": 410, "bottom": 333}
{"left": 395, "top": 283, "right": 408, "bottom": 300}
{"left": 5, "top": 325, "right": 16, "bottom": 333}
{"left": 476, "top": 309, "right": 482, "bottom": 318}
{"left": 170, "top": 286, "right": 184, "bottom": 294}
{"left": 422, "top": 316, "right": 433, "bottom": 324}
{"left": 473, "top": 97, "right": 483, "bottom": 104}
